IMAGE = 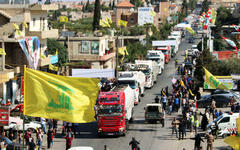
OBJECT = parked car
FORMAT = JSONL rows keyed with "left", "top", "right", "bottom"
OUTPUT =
{"left": 4, "top": 118, "right": 42, "bottom": 133}
{"left": 0, "top": 136, "right": 26, "bottom": 150}
{"left": 197, "top": 94, "right": 235, "bottom": 108}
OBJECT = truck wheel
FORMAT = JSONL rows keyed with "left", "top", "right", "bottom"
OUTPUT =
{"left": 222, "top": 134, "right": 226, "bottom": 138}
{"left": 97, "top": 133, "right": 103, "bottom": 138}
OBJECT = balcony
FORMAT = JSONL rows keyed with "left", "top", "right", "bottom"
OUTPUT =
{"left": 26, "top": 29, "right": 59, "bottom": 39}
{"left": 69, "top": 52, "right": 116, "bottom": 62}
{"left": 29, "top": 4, "right": 58, "bottom": 11}
{"left": 0, "top": 69, "right": 14, "bottom": 83}
{"left": 38, "top": 57, "right": 51, "bottom": 67}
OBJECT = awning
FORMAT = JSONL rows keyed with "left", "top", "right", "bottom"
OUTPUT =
{"left": 71, "top": 69, "right": 115, "bottom": 78}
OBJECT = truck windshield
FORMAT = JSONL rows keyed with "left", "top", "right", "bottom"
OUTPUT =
{"left": 161, "top": 50, "right": 168, "bottom": 55}
{"left": 118, "top": 80, "right": 136, "bottom": 89}
{"left": 214, "top": 115, "right": 223, "bottom": 122}
{"left": 98, "top": 105, "right": 123, "bottom": 115}
{"left": 147, "top": 106, "right": 159, "bottom": 112}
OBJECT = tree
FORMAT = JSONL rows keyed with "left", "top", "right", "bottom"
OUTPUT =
{"left": 201, "top": 0, "right": 210, "bottom": 14}
{"left": 47, "top": 39, "right": 68, "bottom": 66}
{"left": 85, "top": 0, "right": 90, "bottom": 11}
{"left": 93, "top": 0, "right": 101, "bottom": 31}
{"left": 182, "top": 0, "right": 188, "bottom": 16}
{"left": 130, "top": 0, "right": 143, "bottom": 7}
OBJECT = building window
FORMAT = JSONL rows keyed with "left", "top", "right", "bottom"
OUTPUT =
{"left": 81, "top": 41, "right": 90, "bottom": 54}
{"left": 78, "top": 43, "right": 82, "bottom": 54}
{"left": 91, "top": 41, "right": 99, "bottom": 54}
{"left": 33, "top": 18, "right": 36, "bottom": 27}
{"left": 130, "top": 18, "right": 134, "bottom": 23}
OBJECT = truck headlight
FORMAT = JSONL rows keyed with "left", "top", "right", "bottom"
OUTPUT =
{"left": 98, "top": 128, "right": 102, "bottom": 132}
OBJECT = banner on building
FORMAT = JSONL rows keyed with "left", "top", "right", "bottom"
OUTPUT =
{"left": 24, "top": 68, "right": 100, "bottom": 123}
{"left": 72, "top": 69, "right": 115, "bottom": 78}
{"left": 204, "top": 76, "right": 233, "bottom": 90}
{"left": 138, "top": 7, "right": 154, "bottom": 26}
{"left": 0, "top": 48, "right": 6, "bottom": 55}
{"left": 0, "top": 106, "right": 10, "bottom": 126}
{"left": 18, "top": 36, "right": 40, "bottom": 69}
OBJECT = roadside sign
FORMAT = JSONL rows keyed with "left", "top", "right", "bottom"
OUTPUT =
{"left": 0, "top": 106, "right": 10, "bottom": 126}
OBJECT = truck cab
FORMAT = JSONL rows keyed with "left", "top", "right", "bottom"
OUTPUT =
{"left": 146, "top": 50, "right": 165, "bottom": 74}
{"left": 207, "top": 112, "right": 239, "bottom": 137}
{"left": 157, "top": 46, "right": 171, "bottom": 63}
{"left": 97, "top": 86, "right": 134, "bottom": 136}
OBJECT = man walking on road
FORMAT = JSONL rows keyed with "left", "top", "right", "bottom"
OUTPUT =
{"left": 207, "top": 133, "right": 214, "bottom": 150}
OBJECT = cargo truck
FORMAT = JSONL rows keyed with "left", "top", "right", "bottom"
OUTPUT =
{"left": 97, "top": 85, "right": 135, "bottom": 136}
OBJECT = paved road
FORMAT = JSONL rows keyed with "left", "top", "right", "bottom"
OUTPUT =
{"left": 52, "top": 38, "right": 195, "bottom": 150}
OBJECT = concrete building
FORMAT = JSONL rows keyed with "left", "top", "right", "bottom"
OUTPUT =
{"left": 0, "top": 4, "right": 59, "bottom": 104}
{"left": 210, "top": 0, "right": 240, "bottom": 8}
{"left": 57, "top": 35, "right": 116, "bottom": 70}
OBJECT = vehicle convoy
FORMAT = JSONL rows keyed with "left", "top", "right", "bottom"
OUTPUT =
{"left": 156, "top": 46, "right": 171, "bottom": 63}
{"left": 207, "top": 112, "right": 239, "bottom": 138}
{"left": 118, "top": 71, "right": 145, "bottom": 104}
{"left": 135, "top": 60, "right": 159, "bottom": 88}
{"left": 97, "top": 85, "right": 135, "bottom": 136}
{"left": 144, "top": 104, "right": 164, "bottom": 124}
{"left": 146, "top": 50, "right": 165, "bottom": 74}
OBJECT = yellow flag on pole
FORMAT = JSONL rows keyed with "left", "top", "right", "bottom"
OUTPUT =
{"left": 0, "top": 48, "right": 6, "bottom": 55}
{"left": 60, "top": 16, "right": 68, "bottom": 23}
{"left": 24, "top": 68, "right": 100, "bottom": 123}
{"left": 12, "top": 23, "right": 19, "bottom": 30}
{"left": 118, "top": 19, "right": 128, "bottom": 27}
{"left": 185, "top": 27, "right": 196, "bottom": 36}
{"left": 203, "top": 67, "right": 228, "bottom": 90}
{"left": 180, "top": 80, "right": 185, "bottom": 88}
{"left": 23, "top": 22, "right": 28, "bottom": 29}
{"left": 49, "top": 64, "right": 59, "bottom": 71}
{"left": 149, "top": 10, "right": 156, "bottom": 16}
{"left": 100, "top": 19, "right": 110, "bottom": 27}
{"left": 224, "top": 115, "right": 240, "bottom": 149}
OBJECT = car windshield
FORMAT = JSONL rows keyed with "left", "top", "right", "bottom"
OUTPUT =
{"left": 118, "top": 80, "right": 136, "bottom": 89}
{"left": 214, "top": 115, "right": 223, "bottom": 122}
{"left": 98, "top": 105, "right": 123, "bottom": 116}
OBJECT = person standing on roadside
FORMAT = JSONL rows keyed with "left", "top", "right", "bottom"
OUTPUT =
{"left": 172, "top": 117, "right": 178, "bottom": 138}
{"left": 207, "top": 132, "right": 214, "bottom": 150}
{"left": 65, "top": 132, "right": 74, "bottom": 150}
{"left": 47, "top": 128, "right": 53, "bottom": 149}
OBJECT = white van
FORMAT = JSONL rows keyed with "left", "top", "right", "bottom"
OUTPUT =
{"left": 147, "top": 50, "right": 165, "bottom": 74}
{"left": 207, "top": 112, "right": 239, "bottom": 138}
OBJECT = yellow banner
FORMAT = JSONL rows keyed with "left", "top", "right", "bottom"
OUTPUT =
{"left": 24, "top": 68, "right": 100, "bottom": 123}
{"left": 118, "top": 19, "right": 128, "bottom": 27}
{"left": 0, "top": 48, "right": 6, "bottom": 55}
{"left": 203, "top": 67, "right": 228, "bottom": 90}
{"left": 60, "top": 16, "right": 68, "bottom": 23}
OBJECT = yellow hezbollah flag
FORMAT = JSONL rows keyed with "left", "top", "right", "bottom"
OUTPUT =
{"left": 60, "top": 16, "right": 68, "bottom": 23}
{"left": 24, "top": 68, "right": 100, "bottom": 123}
{"left": 12, "top": 23, "right": 19, "bottom": 30}
{"left": 224, "top": 115, "right": 240, "bottom": 149}
{"left": 149, "top": 10, "right": 156, "bottom": 16}
{"left": 189, "top": 89, "right": 194, "bottom": 96}
{"left": 49, "top": 64, "right": 58, "bottom": 71}
{"left": 185, "top": 27, "right": 196, "bottom": 36}
{"left": 118, "top": 19, "right": 128, "bottom": 27}
{"left": 180, "top": 80, "right": 185, "bottom": 88}
{"left": 203, "top": 67, "right": 227, "bottom": 90}
{"left": 23, "top": 22, "right": 28, "bottom": 29}
{"left": 0, "top": 48, "right": 6, "bottom": 55}
{"left": 100, "top": 19, "right": 110, "bottom": 28}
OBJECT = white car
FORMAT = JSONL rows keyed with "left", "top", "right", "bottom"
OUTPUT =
{"left": 4, "top": 119, "right": 42, "bottom": 132}
{"left": 69, "top": 147, "right": 94, "bottom": 150}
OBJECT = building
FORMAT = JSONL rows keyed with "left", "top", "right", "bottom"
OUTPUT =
{"left": 210, "top": 0, "right": 240, "bottom": 8}
{"left": 0, "top": 4, "right": 59, "bottom": 104}
{"left": 57, "top": 35, "right": 116, "bottom": 70}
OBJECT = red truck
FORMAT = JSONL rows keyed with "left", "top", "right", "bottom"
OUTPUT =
{"left": 96, "top": 85, "right": 135, "bottom": 136}
{"left": 157, "top": 46, "right": 171, "bottom": 63}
